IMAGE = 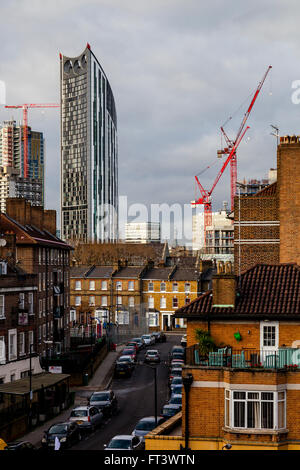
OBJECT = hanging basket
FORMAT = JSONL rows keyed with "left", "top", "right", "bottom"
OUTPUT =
{"left": 234, "top": 331, "right": 242, "bottom": 342}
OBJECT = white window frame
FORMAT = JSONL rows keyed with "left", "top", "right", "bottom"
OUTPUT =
{"left": 19, "top": 292, "right": 25, "bottom": 309}
{"left": 19, "top": 332, "right": 25, "bottom": 356}
{"left": 148, "top": 296, "right": 154, "bottom": 309}
{"left": 8, "top": 329, "right": 17, "bottom": 361}
{"left": 75, "top": 280, "right": 81, "bottom": 291}
{"left": 28, "top": 331, "right": 34, "bottom": 353}
{"left": 128, "top": 281, "right": 134, "bottom": 291}
{"left": 225, "top": 389, "right": 286, "bottom": 431}
{"left": 160, "top": 282, "right": 166, "bottom": 292}
{"left": 0, "top": 335, "right": 6, "bottom": 364}
{"left": 28, "top": 292, "right": 33, "bottom": 314}
{"left": 116, "top": 311, "right": 129, "bottom": 325}
{"left": 148, "top": 281, "right": 154, "bottom": 292}
{"left": 89, "top": 280, "right": 95, "bottom": 291}
{"left": 101, "top": 295, "right": 108, "bottom": 307}
{"left": 89, "top": 296, "right": 95, "bottom": 306}
{"left": 185, "top": 282, "right": 191, "bottom": 293}
{"left": 260, "top": 321, "right": 279, "bottom": 351}
{"left": 0, "top": 295, "right": 5, "bottom": 319}
{"left": 148, "top": 312, "right": 158, "bottom": 327}
{"left": 101, "top": 280, "right": 108, "bottom": 291}
{"left": 116, "top": 281, "right": 122, "bottom": 291}
{"left": 75, "top": 296, "right": 81, "bottom": 306}
{"left": 128, "top": 296, "right": 135, "bottom": 307}
{"left": 160, "top": 296, "right": 166, "bottom": 309}
{"left": 172, "top": 282, "right": 178, "bottom": 292}
{"left": 116, "top": 296, "right": 122, "bottom": 306}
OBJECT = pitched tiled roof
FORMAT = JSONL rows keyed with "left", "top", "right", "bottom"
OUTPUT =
{"left": 70, "top": 266, "right": 92, "bottom": 278}
{"left": 171, "top": 267, "right": 201, "bottom": 281}
{"left": 174, "top": 264, "right": 300, "bottom": 319}
{"left": 142, "top": 267, "right": 175, "bottom": 280}
{"left": 112, "top": 267, "right": 144, "bottom": 279}
{"left": 1, "top": 214, "right": 72, "bottom": 250}
{"left": 252, "top": 181, "right": 277, "bottom": 197}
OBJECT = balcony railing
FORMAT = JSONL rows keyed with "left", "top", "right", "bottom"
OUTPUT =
{"left": 186, "top": 345, "right": 300, "bottom": 370}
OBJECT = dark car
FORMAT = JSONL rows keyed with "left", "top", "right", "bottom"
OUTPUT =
{"left": 169, "top": 367, "right": 182, "bottom": 384}
{"left": 104, "top": 435, "right": 144, "bottom": 451}
{"left": 114, "top": 355, "right": 135, "bottom": 377}
{"left": 168, "top": 394, "right": 182, "bottom": 409}
{"left": 159, "top": 331, "right": 167, "bottom": 343}
{"left": 170, "top": 376, "right": 183, "bottom": 391}
{"left": 89, "top": 390, "right": 118, "bottom": 417}
{"left": 170, "top": 384, "right": 182, "bottom": 396}
{"left": 151, "top": 332, "right": 161, "bottom": 342}
{"left": 144, "top": 349, "right": 160, "bottom": 364}
{"left": 132, "top": 416, "right": 165, "bottom": 441}
{"left": 41, "top": 422, "right": 81, "bottom": 449}
{"left": 171, "top": 346, "right": 185, "bottom": 355}
{"left": 4, "top": 440, "right": 37, "bottom": 451}
{"left": 162, "top": 404, "right": 182, "bottom": 419}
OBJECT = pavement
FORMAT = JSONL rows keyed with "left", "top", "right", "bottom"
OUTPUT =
{"left": 21, "top": 344, "right": 124, "bottom": 448}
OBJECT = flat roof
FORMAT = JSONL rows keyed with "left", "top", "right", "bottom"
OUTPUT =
{"left": 0, "top": 372, "right": 70, "bottom": 396}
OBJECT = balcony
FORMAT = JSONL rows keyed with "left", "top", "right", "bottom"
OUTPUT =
{"left": 186, "top": 345, "right": 300, "bottom": 371}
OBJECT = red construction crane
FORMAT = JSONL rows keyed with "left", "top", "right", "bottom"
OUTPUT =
{"left": 4, "top": 103, "right": 59, "bottom": 178}
{"left": 191, "top": 126, "right": 249, "bottom": 240}
{"left": 191, "top": 65, "right": 272, "bottom": 246}
{"left": 218, "top": 65, "right": 272, "bottom": 210}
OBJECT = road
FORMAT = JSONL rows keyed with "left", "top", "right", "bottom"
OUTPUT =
{"left": 73, "top": 333, "right": 181, "bottom": 450}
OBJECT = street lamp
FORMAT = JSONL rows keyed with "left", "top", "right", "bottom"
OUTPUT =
{"left": 222, "top": 443, "right": 232, "bottom": 450}
{"left": 139, "top": 361, "right": 158, "bottom": 426}
{"left": 182, "top": 373, "right": 193, "bottom": 451}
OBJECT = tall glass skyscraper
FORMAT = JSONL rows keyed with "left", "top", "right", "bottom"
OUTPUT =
{"left": 60, "top": 44, "right": 118, "bottom": 242}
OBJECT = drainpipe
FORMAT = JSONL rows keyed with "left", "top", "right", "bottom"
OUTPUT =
{"left": 181, "top": 373, "right": 193, "bottom": 451}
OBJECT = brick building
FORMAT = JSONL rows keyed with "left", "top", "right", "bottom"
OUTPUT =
{"left": 0, "top": 199, "right": 72, "bottom": 378}
{"left": 70, "top": 260, "right": 213, "bottom": 332}
{"left": 234, "top": 135, "right": 300, "bottom": 274}
{"left": 145, "top": 261, "right": 300, "bottom": 450}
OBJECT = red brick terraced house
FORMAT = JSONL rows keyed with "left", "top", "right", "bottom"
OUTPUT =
{"left": 145, "top": 261, "right": 300, "bottom": 451}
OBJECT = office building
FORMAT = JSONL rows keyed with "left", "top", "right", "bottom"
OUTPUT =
{"left": 125, "top": 222, "right": 161, "bottom": 244}
{"left": 60, "top": 44, "right": 118, "bottom": 242}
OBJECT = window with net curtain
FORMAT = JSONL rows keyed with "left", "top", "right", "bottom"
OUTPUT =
{"left": 225, "top": 390, "right": 286, "bottom": 430}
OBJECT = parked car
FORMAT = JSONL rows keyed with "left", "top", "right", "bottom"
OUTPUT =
{"left": 180, "top": 334, "right": 187, "bottom": 347}
{"left": 144, "top": 349, "right": 160, "bottom": 364}
{"left": 41, "top": 422, "right": 81, "bottom": 449}
{"left": 104, "top": 435, "right": 144, "bottom": 451}
{"left": 122, "top": 347, "right": 137, "bottom": 361}
{"left": 114, "top": 355, "right": 135, "bottom": 377}
{"left": 169, "top": 367, "right": 183, "bottom": 384}
{"left": 170, "top": 384, "right": 182, "bottom": 396}
{"left": 171, "top": 352, "right": 185, "bottom": 361}
{"left": 4, "top": 441, "right": 37, "bottom": 451}
{"left": 168, "top": 394, "right": 182, "bottom": 409}
{"left": 162, "top": 404, "right": 182, "bottom": 419}
{"left": 126, "top": 341, "right": 139, "bottom": 352}
{"left": 131, "top": 337, "right": 145, "bottom": 351}
{"left": 159, "top": 331, "right": 167, "bottom": 342}
{"left": 170, "top": 359, "right": 184, "bottom": 368}
{"left": 152, "top": 332, "right": 161, "bottom": 342}
{"left": 89, "top": 390, "right": 118, "bottom": 417}
{"left": 171, "top": 345, "right": 185, "bottom": 355}
{"left": 132, "top": 416, "right": 165, "bottom": 441}
{"left": 141, "top": 334, "right": 155, "bottom": 346}
{"left": 69, "top": 405, "right": 103, "bottom": 432}
{"left": 170, "top": 376, "right": 183, "bottom": 392}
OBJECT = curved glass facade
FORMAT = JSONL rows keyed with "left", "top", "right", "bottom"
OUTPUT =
{"left": 60, "top": 45, "right": 118, "bottom": 242}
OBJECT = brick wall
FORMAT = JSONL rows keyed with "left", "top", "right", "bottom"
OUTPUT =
{"left": 277, "top": 141, "right": 300, "bottom": 265}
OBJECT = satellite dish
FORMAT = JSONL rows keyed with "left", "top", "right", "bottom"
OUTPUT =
{"left": 0, "top": 239, "right": 7, "bottom": 247}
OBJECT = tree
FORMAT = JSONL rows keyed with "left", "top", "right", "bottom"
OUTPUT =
{"left": 195, "top": 329, "right": 216, "bottom": 356}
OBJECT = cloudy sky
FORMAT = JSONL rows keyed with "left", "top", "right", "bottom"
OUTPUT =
{"left": 0, "top": 0, "right": 299, "bottom": 243}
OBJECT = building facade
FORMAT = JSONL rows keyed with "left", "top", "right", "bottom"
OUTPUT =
{"left": 60, "top": 44, "right": 118, "bottom": 243}
{"left": 0, "top": 121, "right": 44, "bottom": 211}
{"left": 125, "top": 222, "right": 161, "bottom": 244}
{"left": 0, "top": 198, "right": 72, "bottom": 371}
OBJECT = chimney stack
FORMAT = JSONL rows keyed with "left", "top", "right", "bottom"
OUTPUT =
{"left": 212, "top": 260, "right": 236, "bottom": 308}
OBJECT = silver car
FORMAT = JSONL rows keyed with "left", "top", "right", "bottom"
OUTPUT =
{"left": 68, "top": 405, "right": 103, "bottom": 432}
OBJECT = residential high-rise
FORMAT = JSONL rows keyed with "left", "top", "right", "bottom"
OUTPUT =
{"left": 60, "top": 44, "right": 118, "bottom": 243}
{"left": 0, "top": 120, "right": 44, "bottom": 211}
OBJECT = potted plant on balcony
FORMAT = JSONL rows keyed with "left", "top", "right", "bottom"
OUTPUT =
{"left": 195, "top": 329, "right": 216, "bottom": 357}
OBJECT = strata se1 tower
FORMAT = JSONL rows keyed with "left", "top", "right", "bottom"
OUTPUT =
{"left": 60, "top": 43, "right": 118, "bottom": 242}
